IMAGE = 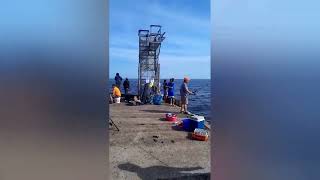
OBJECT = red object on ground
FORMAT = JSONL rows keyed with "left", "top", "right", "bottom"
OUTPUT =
{"left": 165, "top": 113, "right": 177, "bottom": 122}
{"left": 192, "top": 133, "right": 209, "bottom": 141}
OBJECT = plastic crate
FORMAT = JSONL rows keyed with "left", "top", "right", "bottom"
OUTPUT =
{"left": 192, "top": 133, "right": 209, "bottom": 141}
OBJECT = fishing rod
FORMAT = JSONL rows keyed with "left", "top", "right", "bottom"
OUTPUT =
{"left": 109, "top": 118, "right": 120, "bottom": 131}
{"left": 192, "top": 89, "right": 199, "bottom": 95}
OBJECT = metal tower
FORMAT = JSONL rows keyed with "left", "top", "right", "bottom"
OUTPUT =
{"left": 138, "top": 25, "right": 165, "bottom": 96}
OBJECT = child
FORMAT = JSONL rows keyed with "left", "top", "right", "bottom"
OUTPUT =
{"left": 167, "top": 78, "right": 175, "bottom": 106}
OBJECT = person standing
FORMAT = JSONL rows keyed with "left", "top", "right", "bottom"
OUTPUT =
{"left": 180, "top": 77, "right": 194, "bottom": 114}
{"left": 163, "top": 79, "right": 168, "bottom": 101}
{"left": 167, "top": 78, "right": 175, "bottom": 106}
{"left": 123, "top": 78, "right": 130, "bottom": 94}
{"left": 114, "top": 73, "right": 123, "bottom": 88}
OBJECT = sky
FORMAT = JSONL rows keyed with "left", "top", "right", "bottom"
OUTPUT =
{"left": 109, "top": 0, "right": 210, "bottom": 79}
{"left": 213, "top": 0, "right": 320, "bottom": 52}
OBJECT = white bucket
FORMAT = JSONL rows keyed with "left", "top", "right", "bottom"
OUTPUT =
{"left": 115, "top": 97, "right": 121, "bottom": 103}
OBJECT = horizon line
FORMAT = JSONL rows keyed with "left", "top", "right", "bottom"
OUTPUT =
{"left": 108, "top": 78, "right": 211, "bottom": 80}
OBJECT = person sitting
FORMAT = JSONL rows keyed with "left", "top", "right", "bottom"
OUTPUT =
{"left": 128, "top": 96, "right": 142, "bottom": 106}
{"left": 141, "top": 78, "right": 158, "bottom": 104}
{"left": 180, "top": 77, "right": 194, "bottom": 114}
{"left": 167, "top": 78, "right": 175, "bottom": 106}
{"left": 149, "top": 78, "right": 155, "bottom": 94}
{"left": 112, "top": 84, "right": 121, "bottom": 103}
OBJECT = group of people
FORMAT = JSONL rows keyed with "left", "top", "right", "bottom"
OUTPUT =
{"left": 162, "top": 77, "right": 195, "bottom": 114}
{"left": 114, "top": 73, "right": 130, "bottom": 94}
{"left": 111, "top": 73, "right": 195, "bottom": 114}
{"left": 110, "top": 73, "right": 130, "bottom": 104}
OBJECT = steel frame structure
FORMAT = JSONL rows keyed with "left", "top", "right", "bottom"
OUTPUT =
{"left": 138, "top": 25, "right": 165, "bottom": 96}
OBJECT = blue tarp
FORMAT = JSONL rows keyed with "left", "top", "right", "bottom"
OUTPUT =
{"left": 153, "top": 94, "right": 163, "bottom": 105}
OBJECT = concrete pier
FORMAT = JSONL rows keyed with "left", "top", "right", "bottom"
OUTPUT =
{"left": 109, "top": 103, "right": 210, "bottom": 180}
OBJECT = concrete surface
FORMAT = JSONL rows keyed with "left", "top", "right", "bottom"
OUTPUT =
{"left": 110, "top": 103, "right": 210, "bottom": 180}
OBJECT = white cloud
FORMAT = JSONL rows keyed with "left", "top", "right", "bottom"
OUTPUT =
{"left": 109, "top": 47, "right": 138, "bottom": 62}
{"left": 144, "top": 1, "right": 210, "bottom": 30}
{"left": 110, "top": 46, "right": 209, "bottom": 63}
{"left": 110, "top": 0, "right": 210, "bottom": 34}
{"left": 161, "top": 54, "right": 210, "bottom": 63}
{"left": 110, "top": 37, "right": 137, "bottom": 49}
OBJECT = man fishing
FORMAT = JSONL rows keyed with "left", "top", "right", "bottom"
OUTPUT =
{"left": 123, "top": 78, "right": 130, "bottom": 94}
{"left": 180, "top": 77, "right": 194, "bottom": 114}
{"left": 114, "top": 73, "right": 123, "bottom": 88}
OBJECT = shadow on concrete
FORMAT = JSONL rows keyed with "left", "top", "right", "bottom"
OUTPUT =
{"left": 170, "top": 127, "right": 194, "bottom": 140}
{"left": 171, "top": 125, "right": 184, "bottom": 131}
{"left": 118, "top": 163, "right": 209, "bottom": 180}
{"left": 186, "top": 133, "right": 194, "bottom": 140}
{"left": 141, "top": 109, "right": 171, "bottom": 113}
{"left": 125, "top": 103, "right": 134, "bottom": 106}
{"left": 125, "top": 102, "right": 141, "bottom": 106}
{"left": 159, "top": 118, "right": 167, "bottom": 121}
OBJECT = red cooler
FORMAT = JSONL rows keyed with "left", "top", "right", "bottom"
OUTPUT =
{"left": 165, "top": 113, "right": 177, "bottom": 122}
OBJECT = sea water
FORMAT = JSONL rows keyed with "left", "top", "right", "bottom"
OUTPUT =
{"left": 108, "top": 79, "right": 211, "bottom": 122}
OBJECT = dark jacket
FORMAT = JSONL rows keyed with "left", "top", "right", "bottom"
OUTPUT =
{"left": 123, "top": 80, "right": 130, "bottom": 89}
{"left": 163, "top": 82, "right": 168, "bottom": 91}
{"left": 115, "top": 75, "right": 122, "bottom": 85}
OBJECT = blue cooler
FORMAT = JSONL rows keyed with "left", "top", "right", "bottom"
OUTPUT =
{"left": 182, "top": 115, "right": 205, "bottom": 132}
{"left": 190, "top": 115, "right": 205, "bottom": 130}
{"left": 182, "top": 118, "right": 193, "bottom": 132}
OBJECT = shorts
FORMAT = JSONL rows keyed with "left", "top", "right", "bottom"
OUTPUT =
{"left": 181, "top": 96, "right": 188, "bottom": 105}
{"left": 168, "top": 96, "right": 174, "bottom": 98}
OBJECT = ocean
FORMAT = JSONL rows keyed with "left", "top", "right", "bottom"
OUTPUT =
{"left": 109, "top": 79, "right": 211, "bottom": 121}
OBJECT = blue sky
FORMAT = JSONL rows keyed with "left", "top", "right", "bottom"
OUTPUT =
{"left": 213, "top": 0, "right": 320, "bottom": 53}
{"left": 109, "top": 0, "right": 210, "bottom": 79}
